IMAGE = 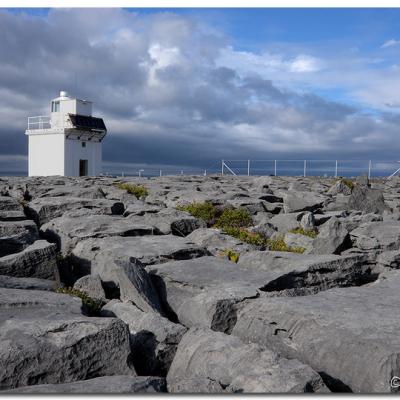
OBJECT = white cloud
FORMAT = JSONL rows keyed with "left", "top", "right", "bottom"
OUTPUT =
{"left": 289, "top": 55, "right": 322, "bottom": 73}
{"left": 381, "top": 39, "right": 400, "bottom": 48}
{"left": 216, "top": 47, "right": 323, "bottom": 78}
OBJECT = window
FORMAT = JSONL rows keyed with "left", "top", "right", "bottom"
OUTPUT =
{"left": 51, "top": 101, "right": 60, "bottom": 112}
{"left": 82, "top": 142, "right": 86, "bottom": 148}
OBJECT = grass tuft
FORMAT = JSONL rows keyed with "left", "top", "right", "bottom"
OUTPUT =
{"left": 177, "top": 202, "right": 217, "bottom": 225}
{"left": 56, "top": 287, "right": 103, "bottom": 315}
{"left": 215, "top": 208, "right": 253, "bottom": 229}
{"left": 219, "top": 248, "right": 240, "bottom": 263}
{"left": 336, "top": 178, "right": 355, "bottom": 191}
{"left": 223, "top": 227, "right": 269, "bottom": 247}
{"left": 289, "top": 227, "right": 318, "bottom": 238}
{"left": 115, "top": 182, "right": 149, "bottom": 199}
{"left": 267, "top": 235, "right": 305, "bottom": 253}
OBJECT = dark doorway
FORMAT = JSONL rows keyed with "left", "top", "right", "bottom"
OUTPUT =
{"left": 79, "top": 159, "right": 88, "bottom": 176}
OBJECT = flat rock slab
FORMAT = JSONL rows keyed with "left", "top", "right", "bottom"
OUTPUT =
{"left": 71, "top": 236, "right": 208, "bottom": 314}
{"left": 0, "top": 288, "right": 132, "bottom": 390}
{"left": 167, "top": 327, "right": 327, "bottom": 393}
{"left": 26, "top": 197, "right": 125, "bottom": 225}
{"left": 0, "top": 210, "right": 26, "bottom": 221}
{"left": 283, "top": 191, "right": 326, "bottom": 213}
{"left": 149, "top": 253, "right": 376, "bottom": 329}
{"left": 41, "top": 212, "right": 158, "bottom": 254}
{"left": 72, "top": 235, "right": 209, "bottom": 271}
{"left": 0, "top": 287, "right": 82, "bottom": 314}
{"left": 0, "top": 196, "right": 23, "bottom": 211}
{"left": 0, "top": 240, "right": 57, "bottom": 279}
{"left": 232, "top": 272, "right": 400, "bottom": 393}
{"left": 0, "top": 220, "right": 39, "bottom": 257}
{"left": 0, "top": 275, "right": 55, "bottom": 291}
{"left": 238, "top": 251, "right": 376, "bottom": 295}
{"left": 127, "top": 208, "right": 206, "bottom": 237}
{"left": 101, "top": 300, "right": 187, "bottom": 376}
{"left": 3, "top": 376, "right": 167, "bottom": 393}
{"left": 350, "top": 221, "right": 400, "bottom": 251}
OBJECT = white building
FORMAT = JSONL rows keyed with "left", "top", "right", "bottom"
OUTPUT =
{"left": 25, "top": 91, "right": 107, "bottom": 177}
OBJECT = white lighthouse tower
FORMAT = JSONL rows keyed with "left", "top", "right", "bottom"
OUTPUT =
{"left": 25, "top": 91, "right": 107, "bottom": 177}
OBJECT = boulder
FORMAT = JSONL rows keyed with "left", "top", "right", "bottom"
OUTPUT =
{"left": 300, "top": 211, "right": 316, "bottom": 230}
{"left": 185, "top": 228, "right": 252, "bottom": 256}
{"left": 73, "top": 274, "right": 106, "bottom": 302}
{"left": 347, "top": 185, "right": 387, "bottom": 214}
{"left": 0, "top": 240, "right": 57, "bottom": 279}
{"left": 0, "top": 288, "right": 133, "bottom": 390}
{"left": 41, "top": 212, "right": 158, "bottom": 255}
{"left": 101, "top": 300, "right": 187, "bottom": 376}
{"left": 283, "top": 191, "right": 325, "bottom": 213}
{"left": 167, "top": 327, "right": 327, "bottom": 393}
{"left": 232, "top": 272, "right": 400, "bottom": 393}
{"left": 313, "top": 210, "right": 347, "bottom": 226}
{"left": 0, "top": 220, "right": 39, "bottom": 257}
{"left": 71, "top": 236, "right": 208, "bottom": 313}
{"left": 350, "top": 221, "right": 400, "bottom": 251}
{"left": 148, "top": 256, "right": 263, "bottom": 328}
{"left": 127, "top": 208, "right": 206, "bottom": 237}
{"left": 376, "top": 250, "right": 400, "bottom": 269}
{"left": 149, "top": 253, "right": 376, "bottom": 330}
{"left": 26, "top": 197, "right": 125, "bottom": 225}
{"left": 283, "top": 232, "right": 313, "bottom": 252}
{"left": 269, "top": 212, "right": 304, "bottom": 233}
{"left": 4, "top": 376, "right": 167, "bottom": 393}
{"left": 237, "top": 251, "right": 376, "bottom": 295}
{"left": 123, "top": 202, "right": 163, "bottom": 217}
{"left": 310, "top": 217, "right": 351, "bottom": 255}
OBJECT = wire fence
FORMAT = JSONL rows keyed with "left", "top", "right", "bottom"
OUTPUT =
{"left": 102, "top": 159, "right": 400, "bottom": 179}
{"left": 220, "top": 159, "right": 400, "bottom": 178}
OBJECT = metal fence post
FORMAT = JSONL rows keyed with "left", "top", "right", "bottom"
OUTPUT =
{"left": 221, "top": 160, "right": 224, "bottom": 175}
{"left": 335, "top": 160, "right": 338, "bottom": 178}
{"left": 247, "top": 160, "right": 250, "bottom": 176}
{"left": 159, "top": 170, "right": 162, "bottom": 177}
{"left": 304, "top": 160, "right": 307, "bottom": 177}
{"left": 368, "top": 160, "right": 371, "bottom": 179}
{"left": 274, "top": 160, "right": 277, "bottom": 176}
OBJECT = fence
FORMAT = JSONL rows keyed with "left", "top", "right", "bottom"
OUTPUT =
{"left": 221, "top": 159, "right": 400, "bottom": 179}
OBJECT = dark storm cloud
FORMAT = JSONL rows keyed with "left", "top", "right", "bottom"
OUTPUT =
{"left": 0, "top": 8, "right": 399, "bottom": 174}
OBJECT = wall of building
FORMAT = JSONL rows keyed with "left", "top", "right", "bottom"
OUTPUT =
{"left": 51, "top": 99, "right": 93, "bottom": 128}
{"left": 64, "top": 138, "right": 102, "bottom": 176}
{"left": 28, "top": 133, "right": 65, "bottom": 176}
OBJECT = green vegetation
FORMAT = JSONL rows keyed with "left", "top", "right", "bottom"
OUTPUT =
{"left": 115, "top": 182, "right": 149, "bottom": 199}
{"left": 215, "top": 208, "right": 253, "bottom": 229}
{"left": 18, "top": 199, "right": 28, "bottom": 207}
{"left": 223, "top": 227, "right": 269, "bottom": 247}
{"left": 267, "top": 235, "right": 305, "bottom": 253}
{"left": 56, "top": 287, "right": 103, "bottom": 315}
{"left": 219, "top": 248, "right": 240, "bottom": 263}
{"left": 289, "top": 227, "right": 318, "bottom": 238}
{"left": 177, "top": 202, "right": 217, "bottom": 225}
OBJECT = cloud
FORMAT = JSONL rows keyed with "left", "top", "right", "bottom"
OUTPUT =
{"left": 381, "top": 39, "right": 400, "bottom": 48}
{"left": 0, "top": 8, "right": 399, "bottom": 175}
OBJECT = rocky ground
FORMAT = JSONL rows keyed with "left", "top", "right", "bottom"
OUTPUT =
{"left": 0, "top": 173, "right": 399, "bottom": 393}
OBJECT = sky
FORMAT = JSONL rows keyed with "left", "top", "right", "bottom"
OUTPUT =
{"left": 1, "top": 7, "right": 400, "bottom": 175}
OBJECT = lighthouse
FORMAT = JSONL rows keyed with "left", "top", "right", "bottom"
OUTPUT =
{"left": 25, "top": 91, "right": 107, "bottom": 177}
